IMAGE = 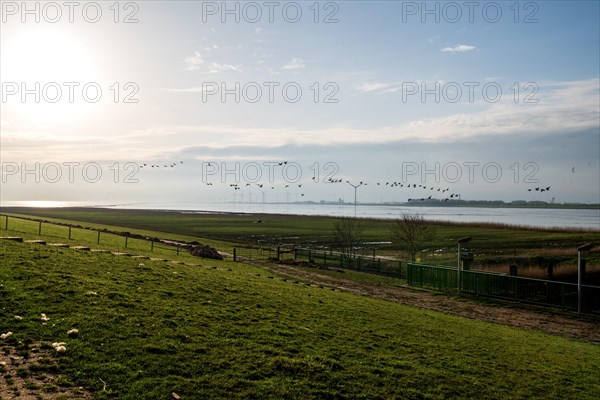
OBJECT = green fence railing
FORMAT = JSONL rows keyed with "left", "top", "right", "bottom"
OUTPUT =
{"left": 407, "top": 263, "right": 600, "bottom": 314}
{"left": 293, "top": 248, "right": 403, "bottom": 278}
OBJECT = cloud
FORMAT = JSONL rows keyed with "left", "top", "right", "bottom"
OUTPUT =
{"left": 184, "top": 51, "right": 204, "bottom": 71}
{"left": 208, "top": 63, "right": 244, "bottom": 73}
{"left": 428, "top": 35, "right": 441, "bottom": 44}
{"left": 282, "top": 58, "right": 305, "bottom": 70}
{"left": 145, "top": 79, "right": 600, "bottom": 148}
{"left": 3, "top": 79, "right": 597, "bottom": 163}
{"left": 355, "top": 82, "right": 390, "bottom": 93}
{"left": 441, "top": 44, "right": 476, "bottom": 53}
{"left": 160, "top": 87, "right": 206, "bottom": 93}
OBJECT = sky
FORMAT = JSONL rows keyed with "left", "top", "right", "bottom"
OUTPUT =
{"left": 1, "top": 0, "right": 599, "bottom": 206}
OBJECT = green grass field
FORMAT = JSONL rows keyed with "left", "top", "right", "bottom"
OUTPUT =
{"left": 2, "top": 207, "right": 598, "bottom": 253}
{"left": 2, "top": 224, "right": 600, "bottom": 399}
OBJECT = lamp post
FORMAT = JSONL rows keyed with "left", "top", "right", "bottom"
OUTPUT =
{"left": 346, "top": 181, "right": 364, "bottom": 217}
{"left": 457, "top": 237, "right": 471, "bottom": 294}
{"left": 577, "top": 243, "right": 594, "bottom": 313}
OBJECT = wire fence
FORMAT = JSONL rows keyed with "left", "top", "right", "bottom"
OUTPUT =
{"left": 0, "top": 214, "right": 186, "bottom": 257}
{"left": 292, "top": 248, "right": 404, "bottom": 277}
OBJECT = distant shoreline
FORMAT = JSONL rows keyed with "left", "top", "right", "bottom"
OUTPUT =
{"left": 1, "top": 204, "right": 599, "bottom": 232}
{"left": 254, "top": 201, "right": 600, "bottom": 210}
{"left": 1, "top": 200, "right": 599, "bottom": 211}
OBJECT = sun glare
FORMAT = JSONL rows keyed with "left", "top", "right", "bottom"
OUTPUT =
{"left": 20, "top": 201, "right": 67, "bottom": 208}
{"left": 1, "top": 27, "right": 100, "bottom": 122}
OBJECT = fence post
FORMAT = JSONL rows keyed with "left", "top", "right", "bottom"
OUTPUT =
{"left": 4, "top": 216, "right": 8, "bottom": 230}
{"left": 38, "top": 221, "right": 42, "bottom": 236}
{"left": 68, "top": 226, "right": 72, "bottom": 239}
{"left": 308, "top": 250, "right": 312, "bottom": 263}
{"left": 151, "top": 241, "right": 154, "bottom": 252}
{"left": 233, "top": 248, "right": 237, "bottom": 262}
{"left": 125, "top": 236, "right": 128, "bottom": 248}
{"left": 176, "top": 246, "right": 180, "bottom": 255}
{"left": 97, "top": 231, "right": 101, "bottom": 244}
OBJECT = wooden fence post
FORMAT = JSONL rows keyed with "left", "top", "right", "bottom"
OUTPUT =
{"left": 97, "top": 231, "right": 101, "bottom": 244}
{"left": 125, "top": 236, "right": 128, "bottom": 248}
{"left": 38, "top": 221, "right": 42, "bottom": 235}
{"left": 233, "top": 248, "right": 237, "bottom": 262}
{"left": 176, "top": 246, "right": 180, "bottom": 255}
{"left": 151, "top": 241, "right": 154, "bottom": 252}
{"left": 68, "top": 226, "right": 72, "bottom": 239}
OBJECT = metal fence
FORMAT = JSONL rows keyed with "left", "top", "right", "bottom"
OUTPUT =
{"left": 293, "top": 248, "right": 404, "bottom": 277}
{"left": 407, "top": 263, "right": 600, "bottom": 314}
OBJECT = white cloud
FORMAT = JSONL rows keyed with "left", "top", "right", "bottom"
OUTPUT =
{"left": 441, "top": 44, "right": 476, "bottom": 53}
{"left": 184, "top": 51, "right": 204, "bottom": 71}
{"left": 355, "top": 83, "right": 390, "bottom": 93}
{"left": 282, "top": 58, "right": 305, "bottom": 70}
{"left": 428, "top": 35, "right": 441, "bottom": 44}
{"left": 160, "top": 87, "right": 206, "bottom": 93}
{"left": 3, "top": 79, "right": 597, "bottom": 162}
{"left": 147, "top": 79, "right": 600, "bottom": 148}
{"left": 208, "top": 63, "right": 244, "bottom": 73}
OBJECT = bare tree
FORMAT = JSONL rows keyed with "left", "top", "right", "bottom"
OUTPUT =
{"left": 390, "top": 213, "right": 436, "bottom": 262}
{"left": 333, "top": 217, "right": 364, "bottom": 262}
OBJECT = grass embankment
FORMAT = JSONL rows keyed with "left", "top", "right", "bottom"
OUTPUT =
{"left": 1, "top": 232, "right": 600, "bottom": 399}
{"left": 2, "top": 207, "right": 599, "bottom": 281}
{"left": 2, "top": 207, "right": 598, "bottom": 252}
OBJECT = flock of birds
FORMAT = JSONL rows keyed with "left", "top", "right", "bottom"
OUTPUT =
{"left": 527, "top": 186, "right": 551, "bottom": 193}
{"left": 139, "top": 161, "right": 184, "bottom": 169}
{"left": 135, "top": 160, "right": 468, "bottom": 201}
{"left": 137, "top": 160, "right": 558, "bottom": 201}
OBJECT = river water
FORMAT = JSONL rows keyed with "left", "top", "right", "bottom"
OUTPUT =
{"left": 3, "top": 201, "right": 599, "bottom": 230}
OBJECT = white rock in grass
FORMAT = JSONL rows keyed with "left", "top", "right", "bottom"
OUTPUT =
{"left": 67, "top": 329, "right": 79, "bottom": 336}
{"left": 51, "top": 342, "right": 67, "bottom": 352}
{"left": 54, "top": 345, "right": 67, "bottom": 353}
{"left": 40, "top": 313, "right": 50, "bottom": 321}
{"left": 1, "top": 332, "right": 13, "bottom": 340}
{"left": 14, "top": 315, "right": 22, "bottom": 321}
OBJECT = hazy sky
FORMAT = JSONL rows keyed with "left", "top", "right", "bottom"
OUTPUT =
{"left": 1, "top": 1, "right": 599, "bottom": 205}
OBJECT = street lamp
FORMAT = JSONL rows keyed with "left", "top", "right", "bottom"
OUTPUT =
{"left": 346, "top": 181, "right": 364, "bottom": 217}
{"left": 457, "top": 236, "right": 471, "bottom": 294}
{"left": 577, "top": 243, "right": 594, "bottom": 313}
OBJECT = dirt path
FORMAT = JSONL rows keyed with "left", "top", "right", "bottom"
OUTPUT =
{"left": 0, "top": 341, "right": 94, "bottom": 399}
{"left": 262, "top": 262, "right": 600, "bottom": 344}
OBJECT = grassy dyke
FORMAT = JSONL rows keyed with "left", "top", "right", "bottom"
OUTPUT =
{"left": 1, "top": 234, "right": 600, "bottom": 399}
{"left": 1, "top": 207, "right": 598, "bottom": 253}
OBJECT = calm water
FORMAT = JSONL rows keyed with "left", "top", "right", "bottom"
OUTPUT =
{"left": 3, "top": 201, "right": 599, "bottom": 230}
